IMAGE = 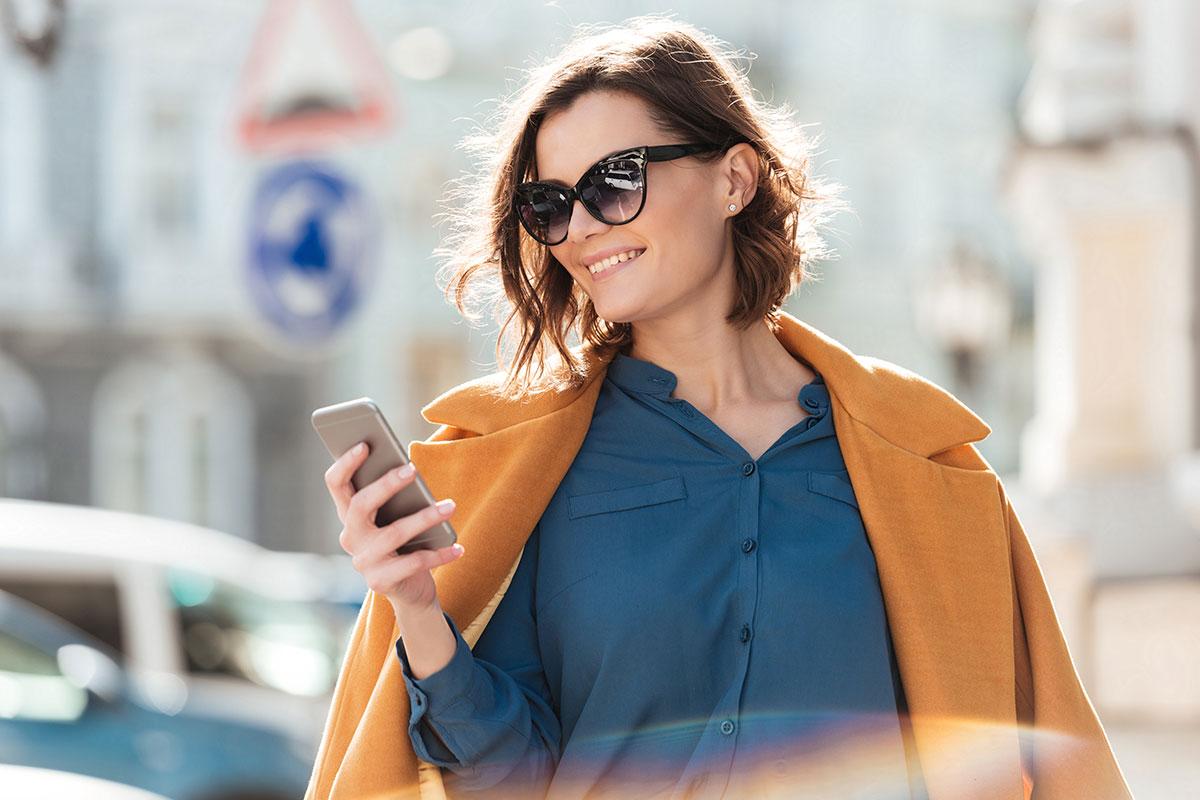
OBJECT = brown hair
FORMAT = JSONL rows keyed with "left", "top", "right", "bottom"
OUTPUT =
{"left": 432, "top": 13, "right": 847, "bottom": 399}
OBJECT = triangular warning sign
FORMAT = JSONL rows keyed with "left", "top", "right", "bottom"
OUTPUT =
{"left": 234, "top": 0, "right": 399, "bottom": 153}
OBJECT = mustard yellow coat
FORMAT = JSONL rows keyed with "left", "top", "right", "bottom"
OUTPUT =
{"left": 304, "top": 311, "right": 1133, "bottom": 800}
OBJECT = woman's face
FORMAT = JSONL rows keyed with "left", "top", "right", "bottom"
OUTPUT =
{"left": 535, "top": 91, "right": 749, "bottom": 327}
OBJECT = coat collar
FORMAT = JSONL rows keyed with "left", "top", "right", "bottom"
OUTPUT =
{"left": 419, "top": 310, "right": 991, "bottom": 458}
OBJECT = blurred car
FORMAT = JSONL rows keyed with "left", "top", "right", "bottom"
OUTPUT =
{"left": 0, "top": 588, "right": 312, "bottom": 800}
{"left": 0, "top": 764, "right": 171, "bottom": 800}
{"left": 0, "top": 499, "right": 362, "bottom": 753}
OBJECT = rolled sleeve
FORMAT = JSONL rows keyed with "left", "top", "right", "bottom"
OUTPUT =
{"left": 391, "top": 528, "right": 559, "bottom": 793}
{"left": 396, "top": 609, "right": 480, "bottom": 717}
{"left": 396, "top": 610, "right": 491, "bottom": 768}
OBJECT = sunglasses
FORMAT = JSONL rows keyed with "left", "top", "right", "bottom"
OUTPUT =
{"left": 512, "top": 143, "right": 726, "bottom": 246}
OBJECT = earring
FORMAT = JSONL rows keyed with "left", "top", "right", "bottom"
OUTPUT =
{"left": 728, "top": 203, "right": 737, "bottom": 212}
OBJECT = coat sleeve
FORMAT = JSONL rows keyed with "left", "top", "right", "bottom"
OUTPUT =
{"left": 999, "top": 480, "right": 1134, "bottom": 799}
{"left": 304, "top": 421, "right": 482, "bottom": 800}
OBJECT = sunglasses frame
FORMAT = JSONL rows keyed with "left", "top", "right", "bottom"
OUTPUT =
{"left": 513, "top": 142, "right": 726, "bottom": 246}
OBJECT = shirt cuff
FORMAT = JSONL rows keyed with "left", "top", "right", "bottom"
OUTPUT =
{"left": 396, "top": 609, "right": 478, "bottom": 720}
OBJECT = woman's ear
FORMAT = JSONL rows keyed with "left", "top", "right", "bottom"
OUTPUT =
{"left": 721, "top": 143, "right": 759, "bottom": 211}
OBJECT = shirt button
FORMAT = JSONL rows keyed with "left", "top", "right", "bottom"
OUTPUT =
{"left": 741, "top": 461, "right": 755, "bottom": 476}
{"left": 739, "top": 623, "right": 752, "bottom": 643}
{"left": 720, "top": 719, "right": 735, "bottom": 735}
{"left": 741, "top": 538, "right": 756, "bottom": 554}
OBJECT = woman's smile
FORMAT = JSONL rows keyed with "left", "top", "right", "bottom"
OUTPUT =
{"left": 588, "top": 249, "right": 645, "bottom": 282}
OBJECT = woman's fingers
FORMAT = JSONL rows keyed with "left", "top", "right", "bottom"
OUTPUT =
{"left": 361, "top": 544, "right": 465, "bottom": 597}
{"left": 346, "top": 462, "right": 419, "bottom": 529}
{"left": 355, "top": 499, "right": 456, "bottom": 564}
{"left": 324, "top": 442, "right": 370, "bottom": 522}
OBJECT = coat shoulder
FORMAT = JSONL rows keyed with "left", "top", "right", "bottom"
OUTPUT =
{"left": 418, "top": 362, "right": 600, "bottom": 436}
{"left": 837, "top": 354, "right": 994, "bottom": 459}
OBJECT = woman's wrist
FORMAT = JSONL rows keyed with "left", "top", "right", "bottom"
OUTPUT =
{"left": 393, "top": 598, "right": 458, "bottom": 680}
{"left": 391, "top": 594, "right": 440, "bottom": 628}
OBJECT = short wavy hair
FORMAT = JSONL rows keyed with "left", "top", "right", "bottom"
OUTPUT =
{"left": 432, "top": 13, "right": 847, "bottom": 399}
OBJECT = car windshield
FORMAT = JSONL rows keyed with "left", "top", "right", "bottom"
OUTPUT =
{"left": 167, "top": 567, "right": 356, "bottom": 696}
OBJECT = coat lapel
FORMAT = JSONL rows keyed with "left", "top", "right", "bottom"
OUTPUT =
{"left": 763, "top": 315, "right": 1024, "bottom": 799}
{"left": 830, "top": 402, "right": 1024, "bottom": 799}
{"left": 310, "top": 311, "right": 1027, "bottom": 800}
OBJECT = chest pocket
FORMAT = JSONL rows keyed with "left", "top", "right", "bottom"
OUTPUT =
{"left": 567, "top": 475, "right": 688, "bottom": 519}
{"left": 808, "top": 470, "right": 860, "bottom": 509}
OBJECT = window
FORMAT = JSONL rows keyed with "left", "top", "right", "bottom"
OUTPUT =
{"left": 0, "top": 578, "right": 124, "bottom": 655}
{"left": 168, "top": 567, "right": 355, "bottom": 697}
{"left": 0, "top": 630, "right": 88, "bottom": 722}
{"left": 0, "top": 353, "right": 48, "bottom": 499}
{"left": 92, "top": 352, "right": 255, "bottom": 537}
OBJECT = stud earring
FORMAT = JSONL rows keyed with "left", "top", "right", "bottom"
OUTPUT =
{"left": 728, "top": 203, "right": 737, "bottom": 212}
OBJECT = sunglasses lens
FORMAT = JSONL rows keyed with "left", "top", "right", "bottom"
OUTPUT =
{"left": 514, "top": 155, "right": 645, "bottom": 245}
{"left": 581, "top": 157, "right": 644, "bottom": 224}
{"left": 516, "top": 186, "right": 572, "bottom": 245}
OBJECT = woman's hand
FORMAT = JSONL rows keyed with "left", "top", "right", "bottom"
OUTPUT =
{"left": 324, "top": 442, "right": 465, "bottom": 613}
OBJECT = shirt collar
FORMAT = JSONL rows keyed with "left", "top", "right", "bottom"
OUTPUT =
{"left": 607, "top": 350, "right": 828, "bottom": 416}
{"left": 605, "top": 351, "right": 677, "bottom": 397}
{"left": 419, "top": 310, "right": 992, "bottom": 458}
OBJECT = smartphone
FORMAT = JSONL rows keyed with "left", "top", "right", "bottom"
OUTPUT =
{"left": 311, "top": 397, "right": 457, "bottom": 556}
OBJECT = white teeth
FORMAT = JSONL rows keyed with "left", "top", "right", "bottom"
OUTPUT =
{"left": 588, "top": 249, "right": 645, "bottom": 275}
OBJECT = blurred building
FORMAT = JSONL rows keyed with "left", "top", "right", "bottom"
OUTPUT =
{"left": 0, "top": 0, "right": 1040, "bottom": 556}
{"left": 0, "top": 0, "right": 479, "bottom": 552}
{"left": 1003, "top": 0, "right": 1200, "bottom": 775}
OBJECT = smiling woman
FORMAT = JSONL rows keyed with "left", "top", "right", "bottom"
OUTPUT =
{"left": 308, "top": 12, "right": 1134, "bottom": 800}
{"left": 431, "top": 14, "right": 846, "bottom": 400}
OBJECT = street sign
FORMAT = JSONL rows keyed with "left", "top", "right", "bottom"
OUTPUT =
{"left": 246, "top": 159, "right": 377, "bottom": 343}
{"left": 234, "top": 0, "right": 397, "bottom": 154}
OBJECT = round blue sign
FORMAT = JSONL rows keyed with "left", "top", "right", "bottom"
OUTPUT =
{"left": 247, "top": 160, "right": 376, "bottom": 342}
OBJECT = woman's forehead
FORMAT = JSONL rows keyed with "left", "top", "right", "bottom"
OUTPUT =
{"left": 534, "top": 93, "right": 662, "bottom": 183}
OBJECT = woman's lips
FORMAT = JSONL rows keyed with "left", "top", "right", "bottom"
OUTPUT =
{"left": 589, "top": 251, "right": 642, "bottom": 283}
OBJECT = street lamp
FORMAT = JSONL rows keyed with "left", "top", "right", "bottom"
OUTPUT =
{"left": 1, "top": 0, "right": 65, "bottom": 69}
{"left": 912, "top": 240, "right": 1013, "bottom": 398}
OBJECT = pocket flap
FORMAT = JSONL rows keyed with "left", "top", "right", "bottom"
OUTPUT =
{"left": 808, "top": 471, "right": 860, "bottom": 509}
{"left": 568, "top": 476, "right": 688, "bottom": 519}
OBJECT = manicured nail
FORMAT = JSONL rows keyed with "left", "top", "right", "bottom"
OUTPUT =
{"left": 436, "top": 498, "right": 455, "bottom": 515}
{"left": 355, "top": 443, "right": 366, "bottom": 454}
{"left": 396, "top": 463, "right": 415, "bottom": 478}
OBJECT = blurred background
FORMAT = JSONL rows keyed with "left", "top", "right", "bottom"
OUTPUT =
{"left": 0, "top": 0, "right": 1196, "bottom": 797}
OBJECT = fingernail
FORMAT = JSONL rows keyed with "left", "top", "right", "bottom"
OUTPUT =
{"left": 355, "top": 443, "right": 366, "bottom": 454}
{"left": 452, "top": 544, "right": 465, "bottom": 556}
{"left": 436, "top": 498, "right": 455, "bottom": 515}
{"left": 396, "top": 463, "right": 415, "bottom": 478}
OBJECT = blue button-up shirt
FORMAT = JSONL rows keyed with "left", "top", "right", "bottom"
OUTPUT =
{"left": 396, "top": 351, "right": 926, "bottom": 799}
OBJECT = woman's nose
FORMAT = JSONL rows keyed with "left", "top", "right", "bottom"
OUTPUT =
{"left": 566, "top": 198, "right": 610, "bottom": 243}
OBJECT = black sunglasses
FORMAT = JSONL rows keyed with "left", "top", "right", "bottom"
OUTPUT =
{"left": 512, "top": 143, "right": 725, "bottom": 246}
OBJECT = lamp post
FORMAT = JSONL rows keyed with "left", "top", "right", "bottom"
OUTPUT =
{"left": 912, "top": 240, "right": 1013, "bottom": 401}
{"left": 1, "top": 0, "right": 65, "bottom": 69}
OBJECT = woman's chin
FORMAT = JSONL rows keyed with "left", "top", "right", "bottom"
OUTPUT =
{"left": 593, "top": 303, "right": 643, "bottom": 325}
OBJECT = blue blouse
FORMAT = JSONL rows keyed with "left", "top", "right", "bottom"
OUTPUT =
{"left": 396, "top": 351, "right": 926, "bottom": 799}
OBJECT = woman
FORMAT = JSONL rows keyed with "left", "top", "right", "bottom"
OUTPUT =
{"left": 306, "top": 16, "right": 1132, "bottom": 800}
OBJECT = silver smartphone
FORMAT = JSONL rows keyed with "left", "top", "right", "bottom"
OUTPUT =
{"left": 311, "top": 397, "right": 457, "bottom": 555}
